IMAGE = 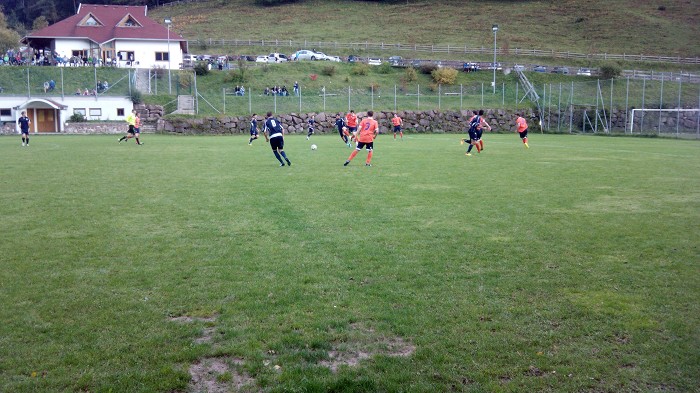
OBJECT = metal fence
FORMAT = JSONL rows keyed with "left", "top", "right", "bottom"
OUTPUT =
{"left": 188, "top": 38, "right": 700, "bottom": 65}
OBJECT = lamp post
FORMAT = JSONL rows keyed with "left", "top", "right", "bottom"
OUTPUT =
{"left": 492, "top": 24, "right": 498, "bottom": 94}
{"left": 164, "top": 18, "right": 172, "bottom": 94}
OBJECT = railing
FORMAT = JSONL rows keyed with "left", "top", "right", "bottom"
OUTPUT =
{"left": 186, "top": 38, "right": 700, "bottom": 65}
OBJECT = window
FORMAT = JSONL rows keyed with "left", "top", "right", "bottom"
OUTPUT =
{"left": 0, "top": 108, "right": 11, "bottom": 116}
{"left": 74, "top": 108, "right": 86, "bottom": 116}
{"left": 117, "top": 108, "right": 125, "bottom": 116}
{"left": 79, "top": 13, "right": 103, "bottom": 27}
{"left": 155, "top": 52, "right": 169, "bottom": 61}
{"left": 89, "top": 108, "right": 102, "bottom": 117}
{"left": 117, "top": 14, "right": 142, "bottom": 28}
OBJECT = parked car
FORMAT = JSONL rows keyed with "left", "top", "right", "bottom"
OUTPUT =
{"left": 513, "top": 64, "right": 526, "bottom": 72}
{"left": 552, "top": 66, "right": 570, "bottom": 75}
{"left": 533, "top": 65, "right": 547, "bottom": 73}
{"left": 577, "top": 67, "right": 592, "bottom": 76}
{"left": 411, "top": 59, "right": 423, "bottom": 68}
{"left": 348, "top": 55, "right": 361, "bottom": 63}
{"left": 388, "top": 56, "right": 405, "bottom": 67}
{"left": 255, "top": 55, "right": 269, "bottom": 63}
{"left": 484, "top": 62, "right": 502, "bottom": 70}
{"left": 268, "top": 53, "right": 289, "bottom": 63}
{"left": 292, "top": 50, "right": 327, "bottom": 61}
{"left": 463, "top": 62, "right": 480, "bottom": 72}
{"left": 326, "top": 55, "right": 342, "bottom": 62}
{"left": 367, "top": 58, "right": 383, "bottom": 66}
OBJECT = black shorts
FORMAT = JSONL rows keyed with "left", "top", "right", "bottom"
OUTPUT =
{"left": 127, "top": 125, "right": 135, "bottom": 134}
{"left": 348, "top": 126, "right": 357, "bottom": 132}
{"left": 270, "top": 136, "right": 284, "bottom": 150}
{"left": 393, "top": 125, "right": 401, "bottom": 132}
{"left": 21, "top": 129, "right": 29, "bottom": 135}
{"left": 468, "top": 130, "right": 478, "bottom": 141}
{"left": 476, "top": 129, "right": 483, "bottom": 138}
{"left": 356, "top": 141, "right": 373, "bottom": 151}
{"left": 519, "top": 129, "right": 528, "bottom": 139}
{"left": 250, "top": 130, "right": 258, "bottom": 136}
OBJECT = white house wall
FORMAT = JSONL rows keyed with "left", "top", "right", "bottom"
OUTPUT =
{"left": 114, "top": 39, "right": 183, "bottom": 70}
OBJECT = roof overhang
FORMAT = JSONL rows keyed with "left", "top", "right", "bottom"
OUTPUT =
{"left": 14, "top": 99, "right": 68, "bottom": 110}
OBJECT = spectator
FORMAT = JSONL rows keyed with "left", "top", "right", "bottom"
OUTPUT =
{"left": 281, "top": 86, "right": 288, "bottom": 96}
{"left": 75, "top": 88, "right": 82, "bottom": 95}
{"left": 293, "top": 81, "right": 299, "bottom": 96}
{"left": 102, "top": 81, "right": 109, "bottom": 90}
{"left": 43, "top": 81, "right": 49, "bottom": 93}
{"left": 48, "top": 80, "right": 55, "bottom": 91}
{"left": 239, "top": 86, "right": 245, "bottom": 96}
{"left": 83, "top": 88, "right": 90, "bottom": 96}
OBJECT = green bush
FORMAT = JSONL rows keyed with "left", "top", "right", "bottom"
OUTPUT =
{"left": 322, "top": 65, "right": 337, "bottom": 77}
{"left": 404, "top": 67, "right": 418, "bottom": 82}
{"left": 351, "top": 63, "right": 370, "bottom": 76}
{"left": 599, "top": 62, "right": 622, "bottom": 79}
{"left": 129, "top": 90, "right": 143, "bottom": 105}
{"left": 419, "top": 63, "right": 439, "bottom": 74}
{"left": 69, "top": 113, "right": 86, "bottom": 122}
{"left": 194, "top": 61, "right": 209, "bottom": 76}
{"left": 376, "top": 62, "right": 393, "bottom": 74}
{"left": 431, "top": 67, "right": 458, "bottom": 85}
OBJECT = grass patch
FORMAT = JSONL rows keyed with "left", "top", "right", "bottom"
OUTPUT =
{"left": 0, "top": 133, "right": 698, "bottom": 392}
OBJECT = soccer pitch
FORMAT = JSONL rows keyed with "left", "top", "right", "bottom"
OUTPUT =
{"left": 1, "top": 133, "right": 698, "bottom": 392}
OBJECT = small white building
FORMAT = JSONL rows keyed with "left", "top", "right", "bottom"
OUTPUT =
{"left": 22, "top": 3, "right": 187, "bottom": 70}
{"left": 1, "top": 96, "right": 134, "bottom": 133}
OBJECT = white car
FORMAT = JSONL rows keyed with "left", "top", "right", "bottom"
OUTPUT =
{"left": 292, "top": 50, "right": 327, "bottom": 61}
{"left": 268, "top": 53, "right": 289, "bottom": 63}
{"left": 255, "top": 56, "right": 269, "bottom": 63}
{"left": 577, "top": 67, "right": 592, "bottom": 76}
{"left": 326, "top": 55, "right": 342, "bottom": 63}
{"left": 367, "top": 58, "right": 382, "bottom": 66}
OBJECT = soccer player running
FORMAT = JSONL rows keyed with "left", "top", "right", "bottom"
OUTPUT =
{"left": 264, "top": 112, "right": 292, "bottom": 167}
{"left": 307, "top": 115, "right": 315, "bottom": 140}
{"left": 345, "top": 109, "right": 358, "bottom": 135}
{"left": 118, "top": 109, "right": 143, "bottom": 145}
{"left": 334, "top": 113, "right": 351, "bottom": 146}
{"left": 391, "top": 113, "right": 404, "bottom": 140}
{"left": 475, "top": 109, "right": 491, "bottom": 151}
{"left": 17, "top": 111, "right": 31, "bottom": 146}
{"left": 463, "top": 111, "right": 482, "bottom": 156}
{"left": 248, "top": 114, "right": 259, "bottom": 145}
{"left": 344, "top": 110, "right": 378, "bottom": 167}
{"left": 515, "top": 113, "right": 530, "bottom": 148}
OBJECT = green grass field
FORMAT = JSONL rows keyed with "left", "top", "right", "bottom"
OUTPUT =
{"left": 1, "top": 133, "right": 698, "bottom": 392}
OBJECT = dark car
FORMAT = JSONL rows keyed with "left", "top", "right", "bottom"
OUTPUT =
{"left": 552, "top": 66, "right": 570, "bottom": 75}
{"left": 348, "top": 55, "right": 360, "bottom": 63}
{"left": 388, "top": 56, "right": 405, "bottom": 67}
{"left": 533, "top": 65, "right": 547, "bottom": 73}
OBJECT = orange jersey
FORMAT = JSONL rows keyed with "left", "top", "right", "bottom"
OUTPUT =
{"left": 516, "top": 116, "right": 528, "bottom": 132}
{"left": 357, "top": 117, "right": 378, "bottom": 143}
{"left": 391, "top": 116, "right": 402, "bottom": 126}
{"left": 134, "top": 116, "right": 141, "bottom": 128}
{"left": 346, "top": 113, "right": 358, "bottom": 127}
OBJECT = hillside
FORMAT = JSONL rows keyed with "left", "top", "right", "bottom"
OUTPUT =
{"left": 148, "top": 0, "right": 700, "bottom": 58}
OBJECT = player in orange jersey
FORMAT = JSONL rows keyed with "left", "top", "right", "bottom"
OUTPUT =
{"left": 345, "top": 109, "right": 358, "bottom": 134}
{"left": 515, "top": 113, "right": 529, "bottom": 148}
{"left": 344, "top": 110, "right": 378, "bottom": 167}
{"left": 391, "top": 113, "right": 403, "bottom": 140}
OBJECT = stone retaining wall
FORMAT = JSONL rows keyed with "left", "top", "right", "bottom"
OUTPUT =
{"left": 157, "top": 109, "right": 540, "bottom": 135}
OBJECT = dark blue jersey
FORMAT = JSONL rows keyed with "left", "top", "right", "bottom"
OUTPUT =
{"left": 308, "top": 118, "right": 315, "bottom": 129}
{"left": 250, "top": 118, "right": 258, "bottom": 133}
{"left": 18, "top": 116, "right": 30, "bottom": 131}
{"left": 265, "top": 117, "right": 283, "bottom": 136}
{"left": 335, "top": 118, "right": 345, "bottom": 131}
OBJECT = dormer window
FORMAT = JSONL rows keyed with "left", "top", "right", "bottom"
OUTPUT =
{"left": 79, "top": 13, "right": 103, "bottom": 27}
{"left": 117, "top": 14, "right": 142, "bottom": 28}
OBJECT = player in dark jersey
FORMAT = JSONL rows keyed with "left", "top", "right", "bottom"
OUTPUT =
{"left": 306, "top": 115, "right": 315, "bottom": 140}
{"left": 248, "top": 114, "right": 259, "bottom": 145}
{"left": 475, "top": 109, "right": 491, "bottom": 151}
{"left": 334, "top": 113, "right": 351, "bottom": 146}
{"left": 17, "top": 111, "right": 31, "bottom": 146}
{"left": 264, "top": 112, "right": 292, "bottom": 167}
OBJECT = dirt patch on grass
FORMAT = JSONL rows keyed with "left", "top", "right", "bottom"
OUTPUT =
{"left": 168, "top": 314, "right": 218, "bottom": 323}
{"left": 189, "top": 356, "right": 255, "bottom": 393}
{"left": 319, "top": 322, "right": 416, "bottom": 372}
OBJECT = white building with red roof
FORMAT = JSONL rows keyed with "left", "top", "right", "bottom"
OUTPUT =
{"left": 22, "top": 3, "right": 186, "bottom": 70}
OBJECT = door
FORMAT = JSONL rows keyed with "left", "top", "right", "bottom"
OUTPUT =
{"left": 36, "top": 109, "right": 57, "bottom": 132}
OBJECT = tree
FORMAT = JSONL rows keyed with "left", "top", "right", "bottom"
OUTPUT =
{"left": 32, "top": 15, "right": 48, "bottom": 30}
{"left": 0, "top": 8, "right": 21, "bottom": 53}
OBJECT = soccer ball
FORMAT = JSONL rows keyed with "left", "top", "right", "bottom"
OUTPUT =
{"left": 310, "top": 144, "right": 317, "bottom": 150}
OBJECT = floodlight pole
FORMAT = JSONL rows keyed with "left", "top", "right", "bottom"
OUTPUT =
{"left": 165, "top": 18, "right": 172, "bottom": 95}
{"left": 492, "top": 24, "right": 498, "bottom": 94}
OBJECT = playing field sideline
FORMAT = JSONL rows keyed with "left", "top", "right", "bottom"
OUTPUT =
{"left": 1, "top": 134, "right": 698, "bottom": 392}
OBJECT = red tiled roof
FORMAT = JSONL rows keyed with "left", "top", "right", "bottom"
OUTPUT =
{"left": 24, "top": 4, "right": 185, "bottom": 45}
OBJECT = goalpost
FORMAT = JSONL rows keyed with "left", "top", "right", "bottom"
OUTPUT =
{"left": 628, "top": 108, "right": 700, "bottom": 136}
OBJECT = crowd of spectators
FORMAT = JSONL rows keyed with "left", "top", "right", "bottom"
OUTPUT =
{"left": 263, "top": 86, "right": 289, "bottom": 96}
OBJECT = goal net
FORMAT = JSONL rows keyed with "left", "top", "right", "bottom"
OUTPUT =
{"left": 628, "top": 108, "right": 700, "bottom": 136}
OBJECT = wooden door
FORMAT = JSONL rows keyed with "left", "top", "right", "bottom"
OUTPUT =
{"left": 36, "top": 109, "right": 56, "bottom": 132}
